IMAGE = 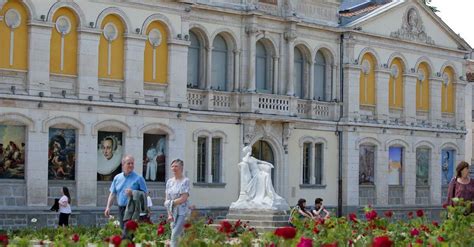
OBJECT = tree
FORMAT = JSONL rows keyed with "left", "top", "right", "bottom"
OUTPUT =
{"left": 422, "top": 0, "right": 439, "bottom": 12}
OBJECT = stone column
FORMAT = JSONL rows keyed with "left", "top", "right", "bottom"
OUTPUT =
{"left": 206, "top": 46, "right": 213, "bottom": 90}
{"left": 310, "top": 143, "right": 315, "bottom": 184}
{"left": 403, "top": 75, "right": 417, "bottom": 124}
{"left": 246, "top": 25, "right": 258, "bottom": 92}
{"left": 272, "top": 56, "right": 280, "bottom": 94}
{"left": 27, "top": 21, "right": 52, "bottom": 96}
{"left": 167, "top": 39, "right": 190, "bottom": 108}
{"left": 430, "top": 148, "right": 442, "bottom": 204}
{"left": 309, "top": 61, "right": 315, "bottom": 100}
{"left": 123, "top": 34, "right": 146, "bottom": 104}
{"left": 26, "top": 122, "right": 48, "bottom": 206}
{"left": 125, "top": 119, "right": 144, "bottom": 176}
{"left": 376, "top": 70, "right": 390, "bottom": 122}
{"left": 233, "top": 49, "right": 241, "bottom": 92}
{"left": 342, "top": 131, "right": 359, "bottom": 208}
{"left": 403, "top": 148, "right": 416, "bottom": 205}
{"left": 343, "top": 67, "right": 361, "bottom": 121}
{"left": 285, "top": 30, "right": 297, "bottom": 96}
{"left": 429, "top": 78, "right": 442, "bottom": 125}
{"left": 75, "top": 120, "right": 98, "bottom": 206}
{"left": 77, "top": 28, "right": 101, "bottom": 100}
{"left": 376, "top": 146, "right": 389, "bottom": 205}
{"left": 167, "top": 118, "right": 187, "bottom": 180}
{"left": 455, "top": 81, "right": 467, "bottom": 128}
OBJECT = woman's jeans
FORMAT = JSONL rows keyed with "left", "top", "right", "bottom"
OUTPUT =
{"left": 170, "top": 214, "right": 186, "bottom": 247}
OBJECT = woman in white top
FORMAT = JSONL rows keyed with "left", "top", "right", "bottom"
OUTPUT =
{"left": 58, "top": 186, "right": 72, "bottom": 227}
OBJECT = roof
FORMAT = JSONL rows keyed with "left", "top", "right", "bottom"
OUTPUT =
{"left": 339, "top": 0, "right": 392, "bottom": 25}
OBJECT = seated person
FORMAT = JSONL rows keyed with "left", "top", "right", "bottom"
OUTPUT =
{"left": 311, "top": 198, "right": 330, "bottom": 220}
{"left": 289, "top": 198, "right": 313, "bottom": 226}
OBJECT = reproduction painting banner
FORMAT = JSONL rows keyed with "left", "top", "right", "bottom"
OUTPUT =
{"left": 0, "top": 125, "right": 25, "bottom": 179}
{"left": 441, "top": 149, "right": 454, "bottom": 185}
{"left": 359, "top": 145, "right": 375, "bottom": 185}
{"left": 388, "top": 147, "right": 403, "bottom": 185}
{"left": 97, "top": 131, "right": 123, "bottom": 181}
{"left": 143, "top": 134, "right": 166, "bottom": 182}
{"left": 48, "top": 128, "right": 76, "bottom": 180}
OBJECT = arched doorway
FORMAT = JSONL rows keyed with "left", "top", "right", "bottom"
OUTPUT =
{"left": 252, "top": 140, "right": 275, "bottom": 184}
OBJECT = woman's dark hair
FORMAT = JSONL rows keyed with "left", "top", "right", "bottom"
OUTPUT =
{"left": 297, "top": 198, "right": 310, "bottom": 215}
{"left": 63, "top": 186, "right": 71, "bottom": 204}
{"left": 315, "top": 198, "right": 323, "bottom": 204}
{"left": 456, "top": 161, "right": 470, "bottom": 178}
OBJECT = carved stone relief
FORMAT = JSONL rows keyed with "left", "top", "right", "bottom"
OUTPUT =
{"left": 390, "top": 7, "right": 434, "bottom": 45}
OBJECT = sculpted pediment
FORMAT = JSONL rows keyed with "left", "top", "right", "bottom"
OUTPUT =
{"left": 390, "top": 7, "right": 434, "bottom": 45}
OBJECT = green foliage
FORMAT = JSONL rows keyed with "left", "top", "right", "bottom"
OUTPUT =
{"left": 422, "top": 0, "right": 439, "bottom": 12}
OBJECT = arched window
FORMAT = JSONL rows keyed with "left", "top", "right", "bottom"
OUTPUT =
{"left": 359, "top": 53, "right": 376, "bottom": 105}
{"left": 50, "top": 7, "right": 78, "bottom": 75}
{"left": 256, "top": 41, "right": 270, "bottom": 92}
{"left": 359, "top": 144, "right": 375, "bottom": 185}
{"left": 144, "top": 21, "right": 168, "bottom": 83}
{"left": 294, "top": 47, "right": 304, "bottom": 98}
{"left": 441, "top": 67, "right": 455, "bottom": 113}
{"left": 416, "top": 63, "right": 430, "bottom": 111}
{"left": 416, "top": 147, "right": 430, "bottom": 186}
{"left": 211, "top": 35, "right": 228, "bottom": 91}
{"left": 314, "top": 51, "right": 326, "bottom": 101}
{"left": 389, "top": 58, "right": 404, "bottom": 109}
{"left": 0, "top": 1, "right": 29, "bottom": 70}
{"left": 252, "top": 140, "right": 275, "bottom": 184}
{"left": 187, "top": 31, "right": 201, "bottom": 88}
{"left": 98, "top": 14, "right": 125, "bottom": 80}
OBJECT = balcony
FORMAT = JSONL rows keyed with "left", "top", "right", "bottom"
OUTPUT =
{"left": 187, "top": 89, "right": 339, "bottom": 121}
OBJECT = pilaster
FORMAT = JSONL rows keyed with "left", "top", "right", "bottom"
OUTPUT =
{"left": 27, "top": 21, "right": 53, "bottom": 96}
{"left": 123, "top": 34, "right": 146, "bottom": 104}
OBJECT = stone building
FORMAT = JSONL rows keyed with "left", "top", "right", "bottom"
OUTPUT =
{"left": 0, "top": 0, "right": 471, "bottom": 228}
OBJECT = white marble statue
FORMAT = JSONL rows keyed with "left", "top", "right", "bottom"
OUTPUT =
{"left": 230, "top": 146, "right": 289, "bottom": 211}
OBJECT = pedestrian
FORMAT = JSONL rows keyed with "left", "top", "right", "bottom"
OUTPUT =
{"left": 104, "top": 155, "right": 148, "bottom": 229}
{"left": 311, "top": 197, "right": 330, "bottom": 220}
{"left": 164, "top": 159, "right": 190, "bottom": 247}
{"left": 447, "top": 161, "right": 474, "bottom": 214}
{"left": 58, "top": 186, "right": 71, "bottom": 227}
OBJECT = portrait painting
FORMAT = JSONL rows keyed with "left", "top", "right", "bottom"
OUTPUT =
{"left": 97, "top": 131, "right": 123, "bottom": 181}
{"left": 0, "top": 125, "right": 25, "bottom": 179}
{"left": 48, "top": 128, "right": 76, "bottom": 180}
{"left": 142, "top": 134, "right": 166, "bottom": 182}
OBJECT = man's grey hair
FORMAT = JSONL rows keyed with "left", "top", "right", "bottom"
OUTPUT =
{"left": 122, "top": 154, "right": 135, "bottom": 164}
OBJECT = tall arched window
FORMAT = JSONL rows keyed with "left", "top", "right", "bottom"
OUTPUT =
{"left": 294, "top": 47, "right": 304, "bottom": 98}
{"left": 389, "top": 58, "right": 404, "bottom": 109}
{"left": 252, "top": 140, "right": 275, "bottom": 184}
{"left": 416, "top": 62, "right": 430, "bottom": 111}
{"left": 256, "top": 41, "right": 270, "bottom": 92}
{"left": 359, "top": 53, "right": 376, "bottom": 106}
{"left": 441, "top": 67, "right": 455, "bottom": 113}
{"left": 187, "top": 31, "right": 201, "bottom": 88}
{"left": 98, "top": 14, "right": 125, "bottom": 80}
{"left": 50, "top": 8, "right": 78, "bottom": 75}
{"left": 144, "top": 21, "right": 168, "bottom": 83}
{"left": 0, "top": 0, "right": 29, "bottom": 70}
{"left": 211, "top": 35, "right": 228, "bottom": 91}
{"left": 314, "top": 51, "right": 326, "bottom": 101}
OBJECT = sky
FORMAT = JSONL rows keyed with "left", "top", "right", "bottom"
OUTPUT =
{"left": 431, "top": 0, "right": 474, "bottom": 48}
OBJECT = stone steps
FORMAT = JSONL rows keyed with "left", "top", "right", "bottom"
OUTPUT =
{"left": 214, "top": 209, "right": 291, "bottom": 233}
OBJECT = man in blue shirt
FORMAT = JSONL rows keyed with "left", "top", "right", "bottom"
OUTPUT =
{"left": 104, "top": 154, "right": 148, "bottom": 229}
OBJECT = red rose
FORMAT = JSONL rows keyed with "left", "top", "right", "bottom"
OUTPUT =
{"left": 274, "top": 226, "right": 297, "bottom": 239}
{"left": 349, "top": 213, "right": 358, "bottom": 222}
{"left": 218, "top": 220, "right": 234, "bottom": 234}
{"left": 127, "top": 243, "right": 135, "bottom": 247}
{"left": 313, "top": 226, "right": 320, "bottom": 234}
{"left": 415, "top": 239, "right": 423, "bottom": 244}
{"left": 207, "top": 218, "right": 214, "bottom": 224}
{"left": 432, "top": 221, "right": 439, "bottom": 227}
{"left": 125, "top": 220, "right": 139, "bottom": 231}
{"left": 410, "top": 228, "right": 419, "bottom": 236}
{"left": 408, "top": 212, "right": 413, "bottom": 218}
{"left": 296, "top": 237, "right": 313, "bottom": 247}
{"left": 442, "top": 202, "right": 449, "bottom": 209}
{"left": 437, "top": 236, "right": 444, "bottom": 242}
{"left": 372, "top": 236, "right": 393, "bottom": 247}
{"left": 0, "top": 234, "right": 9, "bottom": 246}
{"left": 104, "top": 237, "right": 110, "bottom": 243}
{"left": 71, "top": 233, "right": 80, "bottom": 242}
{"left": 183, "top": 223, "right": 192, "bottom": 229}
{"left": 157, "top": 225, "right": 165, "bottom": 235}
{"left": 384, "top": 211, "right": 393, "bottom": 218}
{"left": 365, "top": 210, "right": 378, "bottom": 221}
{"left": 111, "top": 235, "right": 122, "bottom": 247}
{"left": 234, "top": 219, "right": 242, "bottom": 228}
{"left": 416, "top": 209, "right": 424, "bottom": 218}
{"left": 266, "top": 243, "right": 275, "bottom": 247}
{"left": 322, "top": 242, "right": 338, "bottom": 247}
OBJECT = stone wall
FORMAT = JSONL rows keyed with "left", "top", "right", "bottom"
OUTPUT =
{"left": 0, "top": 180, "right": 26, "bottom": 206}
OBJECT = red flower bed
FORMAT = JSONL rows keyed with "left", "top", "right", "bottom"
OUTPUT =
{"left": 274, "top": 226, "right": 297, "bottom": 239}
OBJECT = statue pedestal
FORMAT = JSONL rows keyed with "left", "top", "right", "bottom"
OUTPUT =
{"left": 224, "top": 209, "right": 289, "bottom": 232}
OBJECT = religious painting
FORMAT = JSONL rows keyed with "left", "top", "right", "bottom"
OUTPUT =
{"left": 48, "top": 128, "right": 76, "bottom": 180}
{"left": 441, "top": 149, "right": 455, "bottom": 185}
{"left": 388, "top": 147, "right": 403, "bottom": 185}
{"left": 0, "top": 125, "right": 25, "bottom": 179}
{"left": 359, "top": 145, "right": 375, "bottom": 185}
{"left": 97, "top": 131, "right": 123, "bottom": 181}
{"left": 142, "top": 134, "right": 166, "bottom": 182}
{"left": 416, "top": 148, "right": 430, "bottom": 186}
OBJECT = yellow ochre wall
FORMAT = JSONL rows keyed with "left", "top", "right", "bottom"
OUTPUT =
{"left": 98, "top": 14, "right": 124, "bottom": 80}
{"left": 389, "top": 58, "right": 404, "bottom": 109}
{"left": 50, "top": 7, "right": 78, "bottom": 75}
{"left": 359, "top": 53, "right": 376, "bottom": 106}
{"left": 416, "top": 62, "right": 430, "bottom": 111}
{"left": 441, "top": 67, "right": 455, "bottom": 113}
{"left": 0, "top": 0, "right": 28, "bottom": 70}
{"left": 144, "top": 21, "right": 168, "bottom": 83}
